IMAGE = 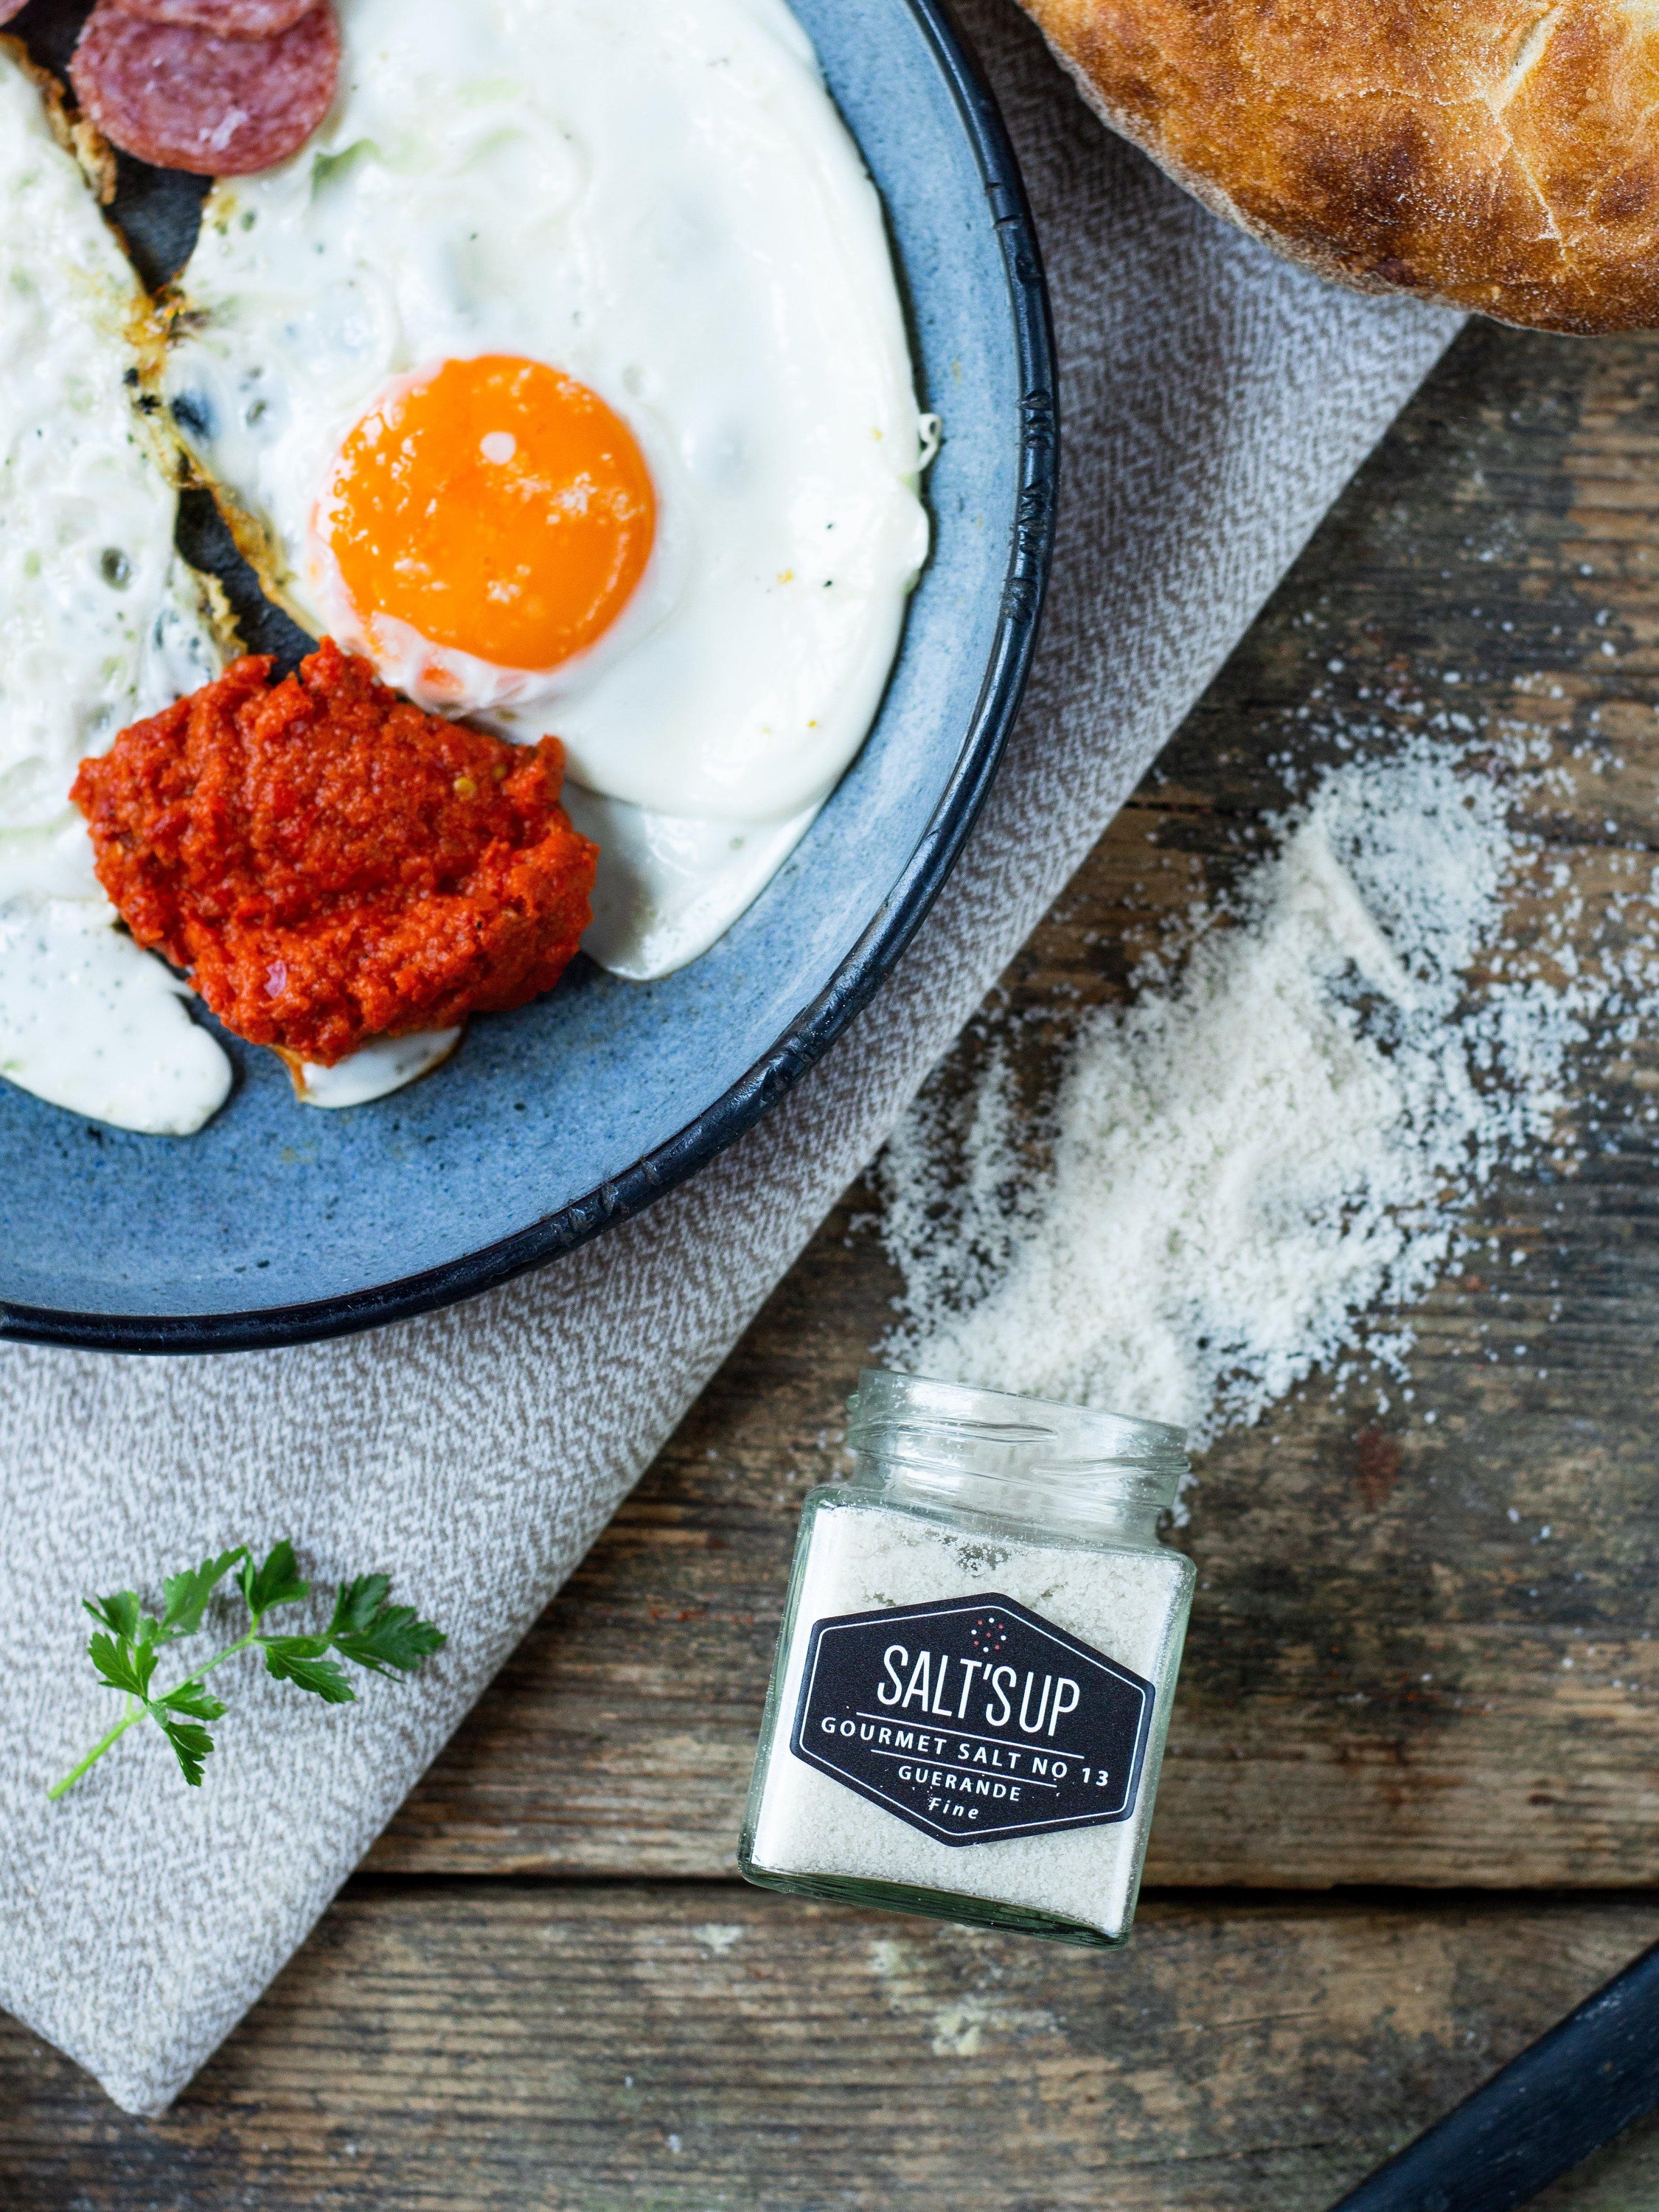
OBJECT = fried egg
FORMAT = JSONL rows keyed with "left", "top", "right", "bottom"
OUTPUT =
{"left": 0, "top": 46, "right": 232, "bottom": 1135}
{"left": 165, "top": 0, "right": 932, "bottom": 981}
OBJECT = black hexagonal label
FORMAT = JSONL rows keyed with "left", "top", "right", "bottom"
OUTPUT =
{"left": 788, "top": 1591, "right": 1155, "bottom": 1847}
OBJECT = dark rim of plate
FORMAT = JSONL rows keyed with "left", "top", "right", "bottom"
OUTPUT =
{"left": 1, "top": 0, "right": 1060, "bottom": 1357}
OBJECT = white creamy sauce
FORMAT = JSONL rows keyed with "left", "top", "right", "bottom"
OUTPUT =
{"left": 0, "top": 51, "right": 231, "bottom": 1136}
{"left": 0, "top": 901, "right": 230, "bottom": 1136}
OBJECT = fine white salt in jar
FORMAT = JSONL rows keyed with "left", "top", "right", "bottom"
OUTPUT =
{"left": 739, "top": 1370, "right": 1194, "bottom": 1948}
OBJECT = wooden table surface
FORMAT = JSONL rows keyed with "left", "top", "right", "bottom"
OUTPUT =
{"left": 10, "top": 315, "right": 1659, "bottom": 2208}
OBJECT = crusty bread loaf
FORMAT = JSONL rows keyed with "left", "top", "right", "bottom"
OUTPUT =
{"left": 1018, "top": 0, "right": 1659, "bottom": 333}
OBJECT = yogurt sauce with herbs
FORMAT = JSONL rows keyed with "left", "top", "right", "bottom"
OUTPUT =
{"left": 0, "top": 50, "right": 232, "bottom": 1136}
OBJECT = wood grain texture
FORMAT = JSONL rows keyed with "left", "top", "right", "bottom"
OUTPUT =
{"left": 374, "top": 319, "right": 1659, "bottom": 1891}
{"left": 5, "top": 1883, "right": 1659, "bottom": 2211}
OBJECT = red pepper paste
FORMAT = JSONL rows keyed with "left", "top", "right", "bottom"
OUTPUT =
{"left": 71, "top": 639, "right": 599, "bottom": 1066}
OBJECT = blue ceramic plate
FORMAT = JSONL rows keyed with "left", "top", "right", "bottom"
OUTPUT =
{"left": 0, "top": 0, "right": 1056, "bottom": 1353}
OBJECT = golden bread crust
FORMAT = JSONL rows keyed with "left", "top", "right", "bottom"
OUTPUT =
{"left": 1020, "top": 0, "right": 1659, "bottom": 332}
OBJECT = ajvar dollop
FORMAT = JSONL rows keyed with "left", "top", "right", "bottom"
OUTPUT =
{"left": 71, "top": 639, "right": 599, "bottom": 1066}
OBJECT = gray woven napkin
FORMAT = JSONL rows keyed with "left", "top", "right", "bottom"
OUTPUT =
{"left": 0, "top": 0, "right": 1460, "bottom": 2115}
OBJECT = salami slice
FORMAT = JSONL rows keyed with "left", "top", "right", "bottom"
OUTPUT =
{"left": 70, "top": 0, "right": 339, "bottom": 176}
{"left": 109, "top": 0, "right": 320, "bottom": 35}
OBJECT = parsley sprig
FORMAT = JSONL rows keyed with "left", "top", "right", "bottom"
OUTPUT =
{"left": 48, "top": 1540, "right": 445, "bottom": 1801}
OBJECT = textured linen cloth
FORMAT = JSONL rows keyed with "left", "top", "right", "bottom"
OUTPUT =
{"left": 0, "top": 0, "right": 1461, "bottom": 2116}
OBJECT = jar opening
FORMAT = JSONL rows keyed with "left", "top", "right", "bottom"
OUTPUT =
{"left": 844, "top": 1369, "right": 1188, "bottom": 1520}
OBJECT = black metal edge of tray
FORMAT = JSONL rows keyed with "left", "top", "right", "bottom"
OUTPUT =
{"left": 1, "top": 0, "right": 1060, "bottom": 1357}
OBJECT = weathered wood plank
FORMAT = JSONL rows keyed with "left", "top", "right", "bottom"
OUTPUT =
{"left": 5, "top": 1885, "right": 1659, "bottom": 2210}
{"left": 374, "top": 318, "right": 1659, "bottom": 1888}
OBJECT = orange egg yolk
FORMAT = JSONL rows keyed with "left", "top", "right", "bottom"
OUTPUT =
{"left": 321, "top": 355, "right": 656, "bottom": 673}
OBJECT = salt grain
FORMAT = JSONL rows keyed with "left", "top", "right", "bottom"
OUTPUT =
{"left": 877, "top": 738, "right": 1607, "bottom": 1446}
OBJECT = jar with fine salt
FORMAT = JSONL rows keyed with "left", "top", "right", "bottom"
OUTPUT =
{"left": 739, "top": 1370, "right": 1194, "bottom": 1948}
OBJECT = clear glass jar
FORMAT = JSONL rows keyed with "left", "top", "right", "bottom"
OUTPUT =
{"left": 739, "top": 1369, "right": 1194, "bottom": 1949}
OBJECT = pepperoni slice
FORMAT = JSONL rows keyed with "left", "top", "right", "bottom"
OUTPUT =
{"left": 70, "top": 0, "right": 339, "bottom": 176}
{"left": 110, "top": 0, "right": 320, "bottom": 35}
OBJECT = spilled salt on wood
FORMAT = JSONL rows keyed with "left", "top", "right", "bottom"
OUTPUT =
{"left": 877, "top": 741, "right": 1601, "bottom": 1444}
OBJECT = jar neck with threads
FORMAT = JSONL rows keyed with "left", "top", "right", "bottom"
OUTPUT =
{"left": 842, "top": 1370, "right": 1188, "bottom": 1547}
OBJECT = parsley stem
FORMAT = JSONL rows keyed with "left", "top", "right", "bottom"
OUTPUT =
{"left": 46, "top": 1699, "right": 147, "bottom": 1801}
{"left": 193, "top": 1626, "right": 262, "bottom": 1679}
{"left": 52, "top": 1545, "right": 445, "bottom": 1797}
{"left": 46, "top": 1627, "right": 260, "bottom": 1800}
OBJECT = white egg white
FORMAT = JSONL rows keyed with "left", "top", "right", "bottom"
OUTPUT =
{"left": 563, "top": 785, "right": 820, "bottom": 983}
{"left": 0, "top": 46, "right": 232, "bottom": 1137}
{"left": 166, "top": 0, "right": 932, "bottom": 982}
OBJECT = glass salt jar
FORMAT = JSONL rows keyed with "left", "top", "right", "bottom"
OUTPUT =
{"left": 739, "top": 1369, "right": 1194, "bottom": 1949}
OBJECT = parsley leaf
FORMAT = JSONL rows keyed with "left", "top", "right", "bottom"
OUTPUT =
{"left": 154, "top": 1716, "right": 215, "bottom": 1788}
{"left": 239, "top": 1540, "right": 310, "bottom": 1621}
{"left": 159, "top": 1548, "right": 246, "bottom": 1641}
{"left": 331, "top": 1579, "right": 448, "bottom": 1675}
{"left": 155, "top": 1678, "right": 227, "bottom": 1722}
{"left": 88, "top": 1630, "right": 156, "bottom": 1701}
{"left": 84, "top": 1591, "right": 143, "bottom": 1641}
{"left": 49, "top": 1542, "right": 445, "bottom": 1801}
{"left": 263, "top": 1641, "right": 357, "bottom": 1704}
{"left": 330, "top": 1573, "right": 392, "bottom": 1636}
